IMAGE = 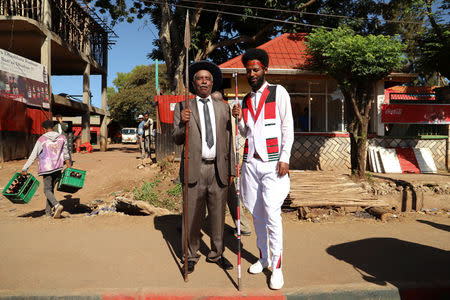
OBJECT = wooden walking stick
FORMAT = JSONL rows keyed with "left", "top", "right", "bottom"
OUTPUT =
{"left": 183, "top": 9, "right": 191, "bottom": 282}
{"left": 233, "top": 72, "right": 242, "bottom": 290}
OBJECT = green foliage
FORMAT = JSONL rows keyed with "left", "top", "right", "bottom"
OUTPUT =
{"left": 133, "top": 179, "right": 160, "bottom": 206}
{"left": 417, "top": 27, "right": 450, "bottom": 81}
{"left": 388, "top": 0, "right": 450, "bottom": 83}
{"left": 107, "top": 63, "right": 169, "bottom": 127}
{"left": 365, "top": 171, "right": 375, "bottom": 184}
{"left": 306, "top": 26, "right": 406, "bottom": 178}
{"left": 167, "top": 182, "right": 182, "bottom": 197}
{"left": 92, "top": 0, "right": 447, "bottom": 90}
{"left": 133, "top": 178, "right": 180, "bottom": 212}
{"left": 93, "top": 0, "right": 319, "bottom": 93}
{"left": 306, "top": 26, "right": 406, "bottom": 85}
{"left": 112, "top": 72, "right": 132, "bottom": 91}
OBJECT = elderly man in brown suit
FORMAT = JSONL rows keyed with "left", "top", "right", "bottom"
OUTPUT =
{"left": 173, "top": 61, "right": 236, "bottom": 274}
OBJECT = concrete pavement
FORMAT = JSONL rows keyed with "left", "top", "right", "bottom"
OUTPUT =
{"left": 0, "top": 211, "right": 449, "bottom": 300}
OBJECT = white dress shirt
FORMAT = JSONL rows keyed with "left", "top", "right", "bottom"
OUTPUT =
{"left": 238, "top": 81, "right": 294, "bottom": 163}
{"left": 196, "top": 95, "right": 217, "bottom": 160}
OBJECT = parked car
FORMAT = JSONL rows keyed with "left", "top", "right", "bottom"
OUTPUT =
{"left": 121, "top": 128, "right": 138, "bottom": 144}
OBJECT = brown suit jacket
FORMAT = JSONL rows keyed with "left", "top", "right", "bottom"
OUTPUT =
{"left": 173, "top": 97, "right": 236, "bottom": 186}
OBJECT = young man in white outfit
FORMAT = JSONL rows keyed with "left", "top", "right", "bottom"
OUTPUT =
{"left": 232, "top": 48, "right": 293, "bottom": 290}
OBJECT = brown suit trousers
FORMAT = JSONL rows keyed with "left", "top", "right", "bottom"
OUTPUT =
{"left": 173, "top": 97, "right": 236, "bottom": 262}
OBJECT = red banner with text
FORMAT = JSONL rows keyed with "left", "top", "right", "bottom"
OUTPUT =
{"left": 381, "top": 104, "right": 450, "bottom": 124}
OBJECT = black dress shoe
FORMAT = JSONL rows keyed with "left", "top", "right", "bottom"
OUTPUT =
{"left": 206, "top": 256, "right": 234, "bottom": 270}
{"left": 183, "top": 261, "right": 195, "bottom": 274}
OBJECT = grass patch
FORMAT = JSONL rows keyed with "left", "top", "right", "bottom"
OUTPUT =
{"left": 167, "top": 182, "right": 182, "bottom": 197}
{"left": 133, "top": 180, "right": 160, "bottom": 206}
{"left": 365, "top": 171, "right": 375, "bottom": 184}
{"left": 133, "top": 175, "right": 182, "bottom": 213}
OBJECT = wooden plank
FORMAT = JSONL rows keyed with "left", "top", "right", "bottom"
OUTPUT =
{"left": 290, "top": 187, "right": 361, "bottom": 192}
{"left": 414, "top": 148, "right": 437, "bottom": 173}
{"left": 290, "top": 178, "right": 351, "bottom": 183}
{"left": 379, "top": 148, "right": 402, "bottom": 173}
{"left": 288, "top": 169, "right": 380, "bottom": 208}
{"left": 289, "top": 189, "right": 366, "bottom": 194}
{"left": 366, "top": 207, "right": 394, "bottom": 221}
{"left": 290, "top": 184, "right": 364, "bottom": 189}
{"left": 291, "top": 196, "right": 379, "bottom": 202}
{"left": 291, "top": 200, "right": 387, "bottom": 207}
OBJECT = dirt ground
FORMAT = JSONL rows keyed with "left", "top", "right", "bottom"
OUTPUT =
{"left": 0, "top": 144, "right": 163, "bottom": 218}
{"left": 0, "top": 144, "right": 449, "bottom": 295}
{"left": 0, "top": 142, "right": 449, "bottom": 223}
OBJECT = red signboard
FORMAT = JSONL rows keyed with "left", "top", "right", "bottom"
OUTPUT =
{"left": 384, "top": 86, "right": 437, "bottom": 103}
{"left": 155, "top": 95, "right": 195, "bottom": 124}
{"left": 381, "top": 104, "right": 450, "bottom": 124}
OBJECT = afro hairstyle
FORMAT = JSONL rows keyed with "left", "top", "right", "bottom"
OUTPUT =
{"left": 242, "top": 48, "right": 269, "bottom": 68}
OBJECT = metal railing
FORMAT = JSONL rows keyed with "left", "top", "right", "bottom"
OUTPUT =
{"left": 1, "top": 0, "right": 116, "bottom": 70}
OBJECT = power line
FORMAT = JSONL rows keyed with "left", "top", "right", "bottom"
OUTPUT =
{"left": 141, "top": 21, "right": 159, "bottom": 40}
{"left": 178, "top": 0, "right": 425, "bottom": 25}
{"left": 140, "top": 0, "right": 335, "bottom": 29}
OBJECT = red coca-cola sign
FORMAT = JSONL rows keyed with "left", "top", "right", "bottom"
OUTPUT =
{"left": 381, "top": 104, "right": 450, "bottom": 124}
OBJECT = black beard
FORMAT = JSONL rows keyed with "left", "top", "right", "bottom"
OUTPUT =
{"left": 249, "top": 75, "right": 265, "bottom": 90}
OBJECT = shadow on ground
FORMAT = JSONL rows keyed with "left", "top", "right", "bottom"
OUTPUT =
{"left": 372, "top": 174, "right": 421, "bottom": 212}
{"left": 18, "top": 194, "right": 91, "bottom": 218}
{"left": 417, "top": 219, "right": 450, "bottom": 232}
{"left": 153, "top": 214, "right": 183, "bottom": 275}
{"left": 327, "top": 237, "right": 450, "bottom": 299}
{"left": 154, "top": 214, "right": 259, "bottom": 289}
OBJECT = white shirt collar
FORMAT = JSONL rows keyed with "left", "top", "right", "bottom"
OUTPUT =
{"left": 196, "top": 95, "right": 212, "bottom": 102}
{"left": 251, "top": 81, "right": 269, "bottom": 95}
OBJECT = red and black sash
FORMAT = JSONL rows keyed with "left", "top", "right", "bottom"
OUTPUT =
{"left": 242, "top": 85, "right": 279, "bottom": 161}
{"left": 242, "top": 85, "right": 276, "bottom": 123}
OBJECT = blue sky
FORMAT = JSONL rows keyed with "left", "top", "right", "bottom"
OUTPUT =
{"left": 50, "top": 1, "right": 449, "bottom": 109}
{"left": 51, "top": 17, "right": 158, "bottom": 108}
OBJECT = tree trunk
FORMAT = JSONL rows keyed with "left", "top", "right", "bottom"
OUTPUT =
{"left": 356, "top": 119, "right": 369, "bottom": 178}
{"left": 173, "top": 58, "right": 186, "bottom": 94}
{"left": 159, "top": 1, "right": 185, "bottom": 94}
{"left": 343, "top": 83, "right": 374, "bottom": 180}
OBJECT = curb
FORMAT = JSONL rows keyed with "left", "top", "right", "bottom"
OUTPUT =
{"left": 1, "top": 285, "right": 449, "bottom": 300}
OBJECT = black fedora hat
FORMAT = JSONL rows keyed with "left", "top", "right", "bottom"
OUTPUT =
{"left": 188, "top": 60, "right": 222, "bottom": 94}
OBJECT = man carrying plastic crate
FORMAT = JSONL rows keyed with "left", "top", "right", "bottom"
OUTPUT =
{"left": 21, "top": 120, "right": 71, "bottom": 219}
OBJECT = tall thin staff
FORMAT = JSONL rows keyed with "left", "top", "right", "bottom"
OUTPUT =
{"left": 183, "top": 9, "right": 190, "bottom": 282}
{"left": 233, "top": 72, "right": 241, "bottom": 290}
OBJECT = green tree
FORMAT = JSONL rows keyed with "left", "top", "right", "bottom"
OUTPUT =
{"left": 107, "top": 63, "right": 169, "bottom": 127}
{"left": 112, "top": 72, "right": 132, "bottom": 91}
{"left": 415, "top": 0, "right": 450, "bottom": 82}
{"left": 379, "top": 0, "right": 449, "bottom": 84}
{"left": 306, "top": 26, "right": 406, "bottom": 178}
{"left": 106, "top": 86, "right": 116, "bottom": 103}
{"left": 93, "top": 0, "right": 318, "bottom": 93}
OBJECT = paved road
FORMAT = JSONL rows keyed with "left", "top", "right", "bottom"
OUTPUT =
{"left": 0, "top": 211, "right": 449, "bottom": 299}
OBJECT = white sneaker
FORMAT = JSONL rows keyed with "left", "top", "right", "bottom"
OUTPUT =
{"left": 248, "top": 259, "right": 269, "bottom": 274}
{"left": 269, "top": 268, "right": 284, "bottom": 290}
{"left": 53, "top": 204, "right": 63, "bottom": 219}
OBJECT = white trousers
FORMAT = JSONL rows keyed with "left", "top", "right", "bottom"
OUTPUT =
{"left": 241, "top": 158, "right": 290, "bottom": 269}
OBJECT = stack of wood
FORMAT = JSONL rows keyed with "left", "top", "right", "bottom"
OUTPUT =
{"left": 288, "top": 170, "right": 387, "bottom": 208}
{"left": 284, "top": 170, "right": 396, "bottom": 221}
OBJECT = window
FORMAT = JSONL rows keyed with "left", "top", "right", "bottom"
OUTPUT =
{"left": 287, "top": 79, "right": 345, "bottom": 132}
{"left": 122, "top": 128, "right": 136, "bottom": 135}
